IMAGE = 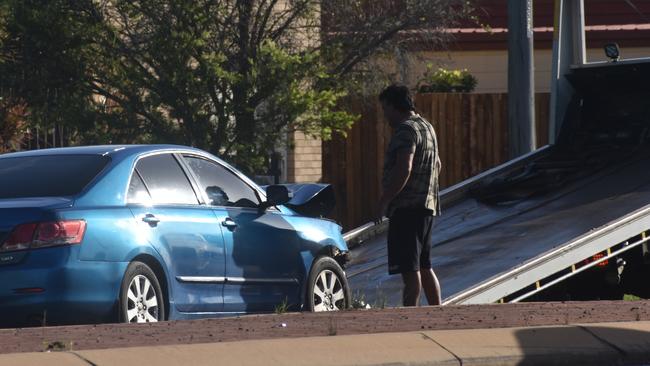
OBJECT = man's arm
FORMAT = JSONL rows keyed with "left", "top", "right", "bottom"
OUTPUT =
{"left": 375, "top": 149, "right": 414, "bottom": 223}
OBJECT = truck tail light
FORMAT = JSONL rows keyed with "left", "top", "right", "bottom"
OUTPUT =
{"left": 582, "top": 252, "right": 609, "bottom": 268}
{"left": 593, "top": 253, "right": 609, "bottom": 268}
{"left": 1, "top": 220, "right": 86, "bottom": 252}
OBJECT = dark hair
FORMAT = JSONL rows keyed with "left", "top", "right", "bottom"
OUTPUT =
{"left": 379, "top": 84, "right": 415, "bottom": 113}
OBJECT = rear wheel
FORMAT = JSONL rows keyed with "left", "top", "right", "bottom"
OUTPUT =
{"left": 119, "top": 261, "right": 165, "bottom": 323}
{"left": 305, "top": 257, "right": 350, "bottom": 312}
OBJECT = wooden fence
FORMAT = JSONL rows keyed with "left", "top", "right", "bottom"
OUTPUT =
{"left": 322, "top": 93, "right": 551, "bottom": 231}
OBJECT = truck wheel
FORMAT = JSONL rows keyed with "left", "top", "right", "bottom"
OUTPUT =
{"left": 305, "top": 256, "right": 351, "bottom": 312}
{"left": 119, "top": 261, "right": 165, "bottom": 323}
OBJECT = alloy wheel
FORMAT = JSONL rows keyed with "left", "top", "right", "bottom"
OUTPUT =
{"left": 126, "top": 274, "right": 160, "bottom": 323}
{"left": 312, "top": 269, "right": 346, "bottom": 312}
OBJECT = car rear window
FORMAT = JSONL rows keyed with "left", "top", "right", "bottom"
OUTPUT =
{"left": 0, "top": 154, "right": 110, "bottom": 198}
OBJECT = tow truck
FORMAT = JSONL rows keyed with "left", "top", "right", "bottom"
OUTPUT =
{"left": 343, "top": 1, "right": 650, "bottom": 306}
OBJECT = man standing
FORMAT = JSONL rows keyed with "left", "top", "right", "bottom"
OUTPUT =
{"left": 375, "top": 84, "right": 442, "bottom": 306}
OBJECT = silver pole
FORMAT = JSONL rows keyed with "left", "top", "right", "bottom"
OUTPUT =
{"left": 508, "top": 0, "right": 537, "bottom": 158}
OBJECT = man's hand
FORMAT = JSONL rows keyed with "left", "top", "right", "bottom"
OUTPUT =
{"left": 375, "top": 149, "right": 413, "bottom": 225}
{"left": 374, "top": 199, "right": 388, "bottom": 225}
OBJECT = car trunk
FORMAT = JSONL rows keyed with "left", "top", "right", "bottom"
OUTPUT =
{"left": 0, "top": 197, "right": 74, "bottom": 264}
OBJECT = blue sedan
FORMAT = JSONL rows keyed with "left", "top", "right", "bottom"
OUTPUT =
{"left": 0, "top": 145, "right": 350, "bottom": 326}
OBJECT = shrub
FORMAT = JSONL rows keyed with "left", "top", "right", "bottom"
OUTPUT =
{"left": 417, "top": 66, "right": 478, "bottom": 93}
{"left": 0, "top": 102, "right": 28, "bottom": 153}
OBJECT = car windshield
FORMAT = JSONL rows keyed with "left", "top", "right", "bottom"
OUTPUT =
{"left": 0, "top": 154, "right": 110, "bottom": 199}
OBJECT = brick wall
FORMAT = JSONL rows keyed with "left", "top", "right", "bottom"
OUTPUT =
{"left": 286, "top": 131, "right": 322, "bottom": 183}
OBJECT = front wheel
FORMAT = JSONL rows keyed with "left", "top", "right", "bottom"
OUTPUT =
{"left": 119, "top": 261, "right": 165, "bottom": 323}
{"left": 305, "top": 256, "right": 351, "bottom": 312}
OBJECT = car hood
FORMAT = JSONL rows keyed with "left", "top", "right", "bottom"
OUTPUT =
{"left": 283, "top": 184, "right": 336, "bottom": 218}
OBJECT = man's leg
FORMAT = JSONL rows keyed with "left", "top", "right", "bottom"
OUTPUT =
{"left": 401, "top": 270, "right": 421, "bottom": 306}
{"left": 420, "top": 268, "right": 441, "bottom": 305}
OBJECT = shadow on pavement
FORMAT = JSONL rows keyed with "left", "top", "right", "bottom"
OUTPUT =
{"left": 513, "top": 325, "right": 650, "bottom": 365}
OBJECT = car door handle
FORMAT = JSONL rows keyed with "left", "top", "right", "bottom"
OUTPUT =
{"left": 221, "top": 218, "right": 237, "bottom": 228}
{"left": 142, "top": 214, "right": 160, "bottom": 225}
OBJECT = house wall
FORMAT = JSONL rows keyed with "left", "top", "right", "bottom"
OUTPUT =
{"left": 286, "top": 131, "right": 322, "bottom": 183}
{"left": 401, "top": 47, "right": 650, "bottom": 93}
{"left": 279, "top": 0, "right": 323, "bottom": 183}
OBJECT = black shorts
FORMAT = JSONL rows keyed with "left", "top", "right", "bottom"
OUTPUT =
{"left": 387, "top": 208, "right": 435, "bottom": 275}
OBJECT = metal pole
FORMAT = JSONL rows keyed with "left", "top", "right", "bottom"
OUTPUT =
{"left": 508, "top": 0, "right": 536, "bottom": 158}
{"left": 549, "top": 0, "right": 585, "bottom": 144}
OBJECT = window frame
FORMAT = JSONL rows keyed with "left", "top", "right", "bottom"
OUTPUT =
{"left": 126, "top": 168, "right": 153, "bottom": 205}
{"left": 124, "top": 151, "right": 203, "bottom": 207}
{"left": 180, "top": 153, "right": 274, "bottom": 211}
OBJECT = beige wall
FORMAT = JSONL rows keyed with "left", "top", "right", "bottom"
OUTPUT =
{"left": 279, "top": 0, "right": 322, "bottom": 183}
{"left": 406, "top": 47, "right": 650, "bottom": 93}
{"left": 286, "top": 131, "right": 322, "bottom": 183}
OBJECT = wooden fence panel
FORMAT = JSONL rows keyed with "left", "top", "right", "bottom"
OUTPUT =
{"left": 323, "top": 93, "right": 551, "bottom": 230}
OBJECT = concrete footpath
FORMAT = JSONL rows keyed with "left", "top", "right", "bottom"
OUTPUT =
{"left": 2, "top": 320, "right": 650, "bottom": 366}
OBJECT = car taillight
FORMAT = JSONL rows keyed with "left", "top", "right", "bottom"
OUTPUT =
{"left": 2, "top": 223, "right": 38, "bottom": 252}
{"left": 1, "top": 220, "right": 86, "bottom": 252}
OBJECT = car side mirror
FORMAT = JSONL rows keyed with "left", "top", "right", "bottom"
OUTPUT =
{"left": 261, "top": 185, "right": 291, "bottom": 210}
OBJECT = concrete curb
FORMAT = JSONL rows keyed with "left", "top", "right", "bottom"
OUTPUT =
{"left": 4, "top": 301, "right": 650, "bottom": 355}
{"left": 2, "top": 321, "right": 650, "bottom": 366}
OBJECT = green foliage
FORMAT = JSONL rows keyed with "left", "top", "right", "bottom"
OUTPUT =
{"left": 274, "top": 297, "right": 290, "bottom": 314}
{"left": 1, "top": 0, "right": 474, "bottom": 173}
{"left": 43, "top": 340, "right": 69, "bottom": 352}
{"left": 0, "top": 102, "right": 27, "bottom": 152}
{"left": 624, "top": 294, "right": 642, "bottom": 301}
{"left": 0, "top": 0, "right": 358, "bottom": 173}
{"left": 417, "top": 65, "right": 478, "bottom": 93}
{"left": 351, "top": 290, "right": 371, "bottom": 309}
{"left": 0, "top": 0, "right": 98, "bottom": 133}
{"left": 371, "top": 289, "right": 387, "bottom": 310}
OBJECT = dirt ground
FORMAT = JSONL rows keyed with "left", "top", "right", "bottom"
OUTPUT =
{"left": 1, "top": 300, "right": 650, "bottom": 354}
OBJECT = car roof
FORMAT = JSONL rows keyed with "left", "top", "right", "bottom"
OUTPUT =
{"left": 1, "top": 144, "right": 265, "bottom": 204}
{"left": 1, "top": 144, "right": 243, "bottom": 176}
{"left": 1, "top": 144, "right": 262, "bottom": 188}
{"left": 0, "top": 144, "right": 206, "bottom": 158}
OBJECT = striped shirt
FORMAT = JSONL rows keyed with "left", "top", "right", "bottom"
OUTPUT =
{"left": 382, "top": 114, "right": 442, "bottom": 216}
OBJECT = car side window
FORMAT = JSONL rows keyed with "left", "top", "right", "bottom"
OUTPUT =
{"left": 135, "top": 154, "right": 199, "bottom": 205}
{"left": 184, "top": 156, "right": 260, "bottom": 208}
{"left": 127, "top": 171, "right": 152, "bottom": 204}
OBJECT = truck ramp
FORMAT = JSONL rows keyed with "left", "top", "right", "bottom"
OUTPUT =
{"left": 346, "top": 145, "right": 650, "bottom": 306}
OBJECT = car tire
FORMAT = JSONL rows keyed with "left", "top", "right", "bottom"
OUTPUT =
{"left": 119, "top": 261, "right": 165, "bottom": 323}
{"left": 305, "top": 256, "right": 351, "bottom": 312}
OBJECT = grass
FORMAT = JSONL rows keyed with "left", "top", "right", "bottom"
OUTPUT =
{"left": 624, "top": 294, "right": 643, "bottom": 301}
{"left": 351, "top": 289, "right": 390, "bottom": 310}
{"left": 274, "top": 297, "right": 290, "bottom": 314}
{"left": 43, "top": 340, "right": 70, "bottom": 352}
{"left": 372, "top": 290, "right": 388, "bottom": 309}
{"left": 351, "top": 290, "right": 370, "bottom": 309}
